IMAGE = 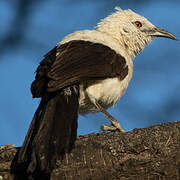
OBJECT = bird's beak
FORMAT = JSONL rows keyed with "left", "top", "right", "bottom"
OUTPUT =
{"left": 151, "top": 27, "right": 178, "bottom": 40}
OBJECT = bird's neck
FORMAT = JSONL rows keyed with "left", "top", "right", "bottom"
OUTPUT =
{"left": 96, "top": 27, "right": 152, "bottom": 59}
{"left": 120, "top": 33, "right": 153, "bottom": 58}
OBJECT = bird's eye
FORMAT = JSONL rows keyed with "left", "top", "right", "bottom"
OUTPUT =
{"left": 135, "top": 21, "right": 142, "bottom": 28}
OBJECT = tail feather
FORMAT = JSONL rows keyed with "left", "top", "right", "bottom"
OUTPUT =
{"left": 16, "top": 85, "right": 79, "bottom": 177}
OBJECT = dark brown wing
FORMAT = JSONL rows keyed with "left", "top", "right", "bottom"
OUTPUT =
{"left": 31, "top": 40, "right": 128, "bottom": 97}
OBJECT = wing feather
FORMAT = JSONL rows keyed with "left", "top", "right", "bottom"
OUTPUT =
{"left": 31, "top": 40, "right": 128, "bottom": 97}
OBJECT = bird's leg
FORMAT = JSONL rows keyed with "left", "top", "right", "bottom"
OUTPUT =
{"left": 93, "top": 100, "right": 126, "bottom": 133}
{"left": 100, "top": 109, "right": 125, "bottom": 132}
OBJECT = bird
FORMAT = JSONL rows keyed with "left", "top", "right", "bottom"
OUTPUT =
{"left": 15, "top": 7, "right": 177, "bottom": 179}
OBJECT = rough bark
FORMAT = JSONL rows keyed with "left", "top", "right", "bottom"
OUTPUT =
{"left": 0, "top": 121, "right": 180, "bottom": 180}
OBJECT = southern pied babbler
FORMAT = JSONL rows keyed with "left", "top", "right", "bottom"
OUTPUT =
{"left": 15, "top": 7, "right": 177, "bottom": 179}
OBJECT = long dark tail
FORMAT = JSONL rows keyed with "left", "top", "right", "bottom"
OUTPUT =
{"left": 14, "top": 85, "right": 79, "bottom": 178}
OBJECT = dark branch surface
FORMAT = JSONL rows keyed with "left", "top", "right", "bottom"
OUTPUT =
{"left": 1, "top": 121, "right": 180, "bottom": 180}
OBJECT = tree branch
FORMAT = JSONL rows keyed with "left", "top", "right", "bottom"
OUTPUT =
{"left": 1, "top": 121, "right": 180, "bottom": 179}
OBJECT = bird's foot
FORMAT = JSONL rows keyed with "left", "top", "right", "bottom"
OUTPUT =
{"left": 100, "top": 122, "right": 126, "bottom": 133}
{"left": 93, "top": 99, "right": 126, "bottom": 133}
{"left": 99, "top": 109, "right": 126, "bottom": 133}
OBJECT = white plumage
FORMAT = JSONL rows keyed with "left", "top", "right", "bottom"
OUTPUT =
{"left": 60, "top": 7, "right": 176, "bottom": 129}
{"left": 60, "top": 8, "right": 154, "bottom": 115}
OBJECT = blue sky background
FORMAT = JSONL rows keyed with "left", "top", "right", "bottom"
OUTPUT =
{"left": 0, "top": 0, "right": 180, "bottom": 147}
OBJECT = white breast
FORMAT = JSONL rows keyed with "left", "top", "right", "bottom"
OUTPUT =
{"left": 79, "top": 75, "right": 131, "bottom": 114}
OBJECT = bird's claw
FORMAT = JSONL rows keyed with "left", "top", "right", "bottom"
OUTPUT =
{"left": 100, "top": 123, "right": 126, "bottom": 133}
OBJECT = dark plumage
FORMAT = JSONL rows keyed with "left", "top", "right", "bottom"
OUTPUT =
{"left": 31, "top": 40, "right": 128, "bottom": 97}
{"left": 16, "top": 40, "right": 128, "bottom": 178}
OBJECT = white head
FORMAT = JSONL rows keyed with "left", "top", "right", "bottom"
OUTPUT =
{"left": 96, "top": 7, "right": 177, "bottom": 58}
